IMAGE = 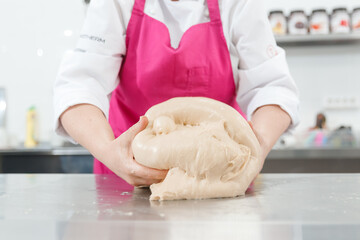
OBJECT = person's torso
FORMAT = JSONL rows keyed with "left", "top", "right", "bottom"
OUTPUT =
{"left": 94, "top": 0, "right": 244, "bottom": 175}
{"left": 109, "top": 0, "right": 242, "bottom": 135}
{"left": 112, "top": 0, "right": 241, "bottom": 88}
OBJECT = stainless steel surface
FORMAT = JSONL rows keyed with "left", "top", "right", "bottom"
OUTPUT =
{"left": 0, "top": 174, "right": 359, "bottom": 239}
{"left": 0, "top": 88, "right": 6, "bottom": 128}
{"left": 276, "top": 33, "right": 360, "bottom": 46}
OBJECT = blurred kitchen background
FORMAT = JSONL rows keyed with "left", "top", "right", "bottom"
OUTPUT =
{"left": 0, "top": 0, "right": 360, "bottom": 173}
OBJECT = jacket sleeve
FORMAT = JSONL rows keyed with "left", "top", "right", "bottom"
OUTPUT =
{"left": 53, "top": 0, "right": 128, "bottom": 142}
{"left": 230, "top": 0, "right": 300, "bottom": 131}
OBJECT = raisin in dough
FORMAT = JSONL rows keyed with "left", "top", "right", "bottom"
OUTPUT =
{"left": 132, "top": 97, "right": 261, "bottom": 200}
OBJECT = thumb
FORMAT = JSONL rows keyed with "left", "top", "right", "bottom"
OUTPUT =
{"left": 248, "top": 121, "right": 254, "bottom": 130}
{"left": 121, "top": 116, "right": 149, "bottom": 144}
{"left": 248, "top": 120, "right": 260, "bottom": 143}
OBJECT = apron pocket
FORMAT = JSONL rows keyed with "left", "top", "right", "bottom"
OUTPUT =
{"left": 187, "top": 66, "right": 209, "bottom": 91}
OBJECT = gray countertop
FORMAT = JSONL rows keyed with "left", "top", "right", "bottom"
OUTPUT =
{"left": 0, "top": 174, "right": 359, "bottom": 239}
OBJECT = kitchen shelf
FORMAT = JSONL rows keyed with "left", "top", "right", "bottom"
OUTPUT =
{"left": 1, "top": 145, "right": 360, "bottom": 159}
{"left": 1, "top": 146, "right": 360, "bottom": 173}
{"left": 275, "top": 33, "right": 360, "bottom": 46}
{"left": 0, "top": 143, "right": 90, "bottom": 156}
{"left": 268, "top": 147, "right": 360, "bottom": 160}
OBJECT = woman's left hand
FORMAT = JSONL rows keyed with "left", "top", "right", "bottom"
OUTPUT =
{"left": 248, "top": 121, "right": 271, "bottom": 177}
{"left": 247, "top": 105, "right": 292, "bottom": 180}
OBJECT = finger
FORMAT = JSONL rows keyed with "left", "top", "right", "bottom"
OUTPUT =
{"left": 124, "top": 175, "right": 163, "bottom": 187}
{"left": 133, "top": 176, "right": 164, "bottom": 187}
{"left": 120, "top": 156, "right": 168, "bottom": 181}
{"left": 121, "top": 116, "right": 149, "bottom": 144}
{"left": 130, "top": 159, "right": 168, "bottom": 180}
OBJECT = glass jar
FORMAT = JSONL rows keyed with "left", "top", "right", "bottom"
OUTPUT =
{"left": 269, "top": 10, "right": 287, "bottom": 35}
{"left": 288, "top": 10, "right": 308, "bottom": 35}
{"left": 331, "top": 8, "right": 350, "bottom": 33}
{"left": 310, "top": 9, "right": 329, "bottom": 34}
{"left": 352, "top": 8, "right": 360, "bottom": 32}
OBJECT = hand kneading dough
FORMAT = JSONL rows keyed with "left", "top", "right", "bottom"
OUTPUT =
{"left": 132, "top": 97, "right": 261, "bottom": 201}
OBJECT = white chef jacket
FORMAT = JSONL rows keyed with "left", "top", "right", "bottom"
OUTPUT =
{"left": 54, "top": 0, "right": 300, "bottom": 141}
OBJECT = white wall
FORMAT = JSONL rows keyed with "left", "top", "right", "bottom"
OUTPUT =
{"left": 264, "top": 0, "right": 360, "bottom": 135}
{"left": 0, "top": 0, "right": 360, "bottom": 146}
{"left": 0, "top": 0, "right": 86, "bottom": 145}
{"left": 285, "top": 45, "right": 360, "bottom": 133}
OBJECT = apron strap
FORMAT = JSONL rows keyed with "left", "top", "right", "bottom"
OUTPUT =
{"left": 133, "top": 0, "right": 146, "bottom": 13}
{"left": 207, "top": 0, "right": 221, "bottom": 23}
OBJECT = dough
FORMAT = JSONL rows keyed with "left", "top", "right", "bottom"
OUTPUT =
{"left": 132, "top": 97, "right": 261, "bottom": 201}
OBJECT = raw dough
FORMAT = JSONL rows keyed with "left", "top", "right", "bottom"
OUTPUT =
{"left": 132, "top": 97, "right": 261, "bottom": 200}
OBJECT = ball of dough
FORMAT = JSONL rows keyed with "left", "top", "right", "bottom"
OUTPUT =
{"left": 153, "top": 116, "right": 176, "bottom": 135}
{"left": 132, "top": 97, "right": 261, "bottom": 201}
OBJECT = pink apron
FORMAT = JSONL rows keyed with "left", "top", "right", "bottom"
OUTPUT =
{"left": 94, "top": 0, "right": 245, "bottom": 188}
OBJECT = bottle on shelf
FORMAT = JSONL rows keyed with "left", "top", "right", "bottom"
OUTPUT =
{"left": 331, "top": 8, "right": 351, "bottom": 34}
{"left": 352, "top": 8, "right": 360, "bottom": 32}
{"left": 269, "top": 10, "right": 287, "bottom": 36}
{"left": 309, "top": 9, "right": 330, "bottom": 35}
{"left": 288, "top": 10, "right": 308, "bottom": 35}
{"left": 24, "top": 106, "right": 38, "bottom": 148}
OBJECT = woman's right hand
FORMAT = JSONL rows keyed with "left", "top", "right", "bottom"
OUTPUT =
{"left": 60, "top": 104, "right": 167, "bottom": 187}
{"left": 101, "top": 116, "right": 168, "bottom": 187}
